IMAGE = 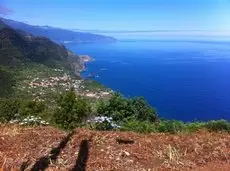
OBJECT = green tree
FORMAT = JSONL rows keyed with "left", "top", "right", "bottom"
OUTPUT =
{"left": 0, "top": 98, "right": 20, "bottom": 122}
{"left": 97, "top": 93, "right": 157, "bottom": 122}
{"left": 19, "top": 100, "right": 46, "bottom": 118}
{"left": 155, "top": 120, "right": 186, "bottom": 133}
{"left": 53, "top": 90, "right": 91, "bottom": 129}
{"left": 0, "top": 67, "right": 16, "bottom": 98}
{"left": 130, "top": 97, "right": 157, "bottom": 122}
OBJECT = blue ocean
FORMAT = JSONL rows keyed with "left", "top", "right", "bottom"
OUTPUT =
{"left": 67, "top": 40, "right": 230, "bottom": 122}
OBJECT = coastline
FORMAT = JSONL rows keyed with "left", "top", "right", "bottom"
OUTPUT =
{"left": 79, "top": 55, "right": 95, "bottom": 72}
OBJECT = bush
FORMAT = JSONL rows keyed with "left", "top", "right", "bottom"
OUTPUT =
{"left": 97, "top": 93, "right": 157, "bottom": 122}
{"left": 121, "top": 119, "right": 230, "bottom": 134}
{"left": 121, "top": 120, "right": 188, "bottom": 134}
{"left": 120, "top": 120, "right": 156, "bottom": 134}
{"left": 205, "top": 120, "right": 230, "bottom": 132}
{"left": 121, "top": 120, "right": 204, "bottom": 134}
{"left": 185, "top": 122, "right": 206, "bottom": 132}
{"left": 131, "top": 97, "right": 157, "bottom": 121}
{"left": 0, "top": 99, "right": 20, "bottom": 122}
{"left": 19, "top": 100, "right": 46, "bottom": 118}
{"left": 94, "top": 120, "right": 114, "bottom": 131}
{"left": 0, "top": 98, "right": 49, "bottom": 124}
{"left": 155, "top": 120, "right": 186, "bottom": 134}
{"left": 53, "top": 90, "right": 91, "bottom": 130}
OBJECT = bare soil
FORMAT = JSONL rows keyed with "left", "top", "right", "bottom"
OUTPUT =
{"left": 0, "top": 125, "right": 230, "bottom": 171}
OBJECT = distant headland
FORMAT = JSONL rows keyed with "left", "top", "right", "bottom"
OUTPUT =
{"left": 79, "top": 55, "right": 95, "bottom": 63}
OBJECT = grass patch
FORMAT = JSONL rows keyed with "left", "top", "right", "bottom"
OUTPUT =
{"left": 120, "top": 119, "right": 230, "bottom": 134}
{"left": 82, "top": 79, "right": 107, "bottom": 92}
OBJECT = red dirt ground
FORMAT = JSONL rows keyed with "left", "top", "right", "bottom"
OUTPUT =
{"left": 0, "top": 125, "right": 230, "bottom": 171}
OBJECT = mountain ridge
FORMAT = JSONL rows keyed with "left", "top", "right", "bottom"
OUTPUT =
{"left": 1, "top": 17, "right": 116, "bottom": 44}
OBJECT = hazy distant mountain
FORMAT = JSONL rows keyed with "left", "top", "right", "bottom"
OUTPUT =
{"left": 1, "top": 17, "right": 116, "bottom": 44}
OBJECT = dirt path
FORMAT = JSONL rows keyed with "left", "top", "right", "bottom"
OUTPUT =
{"left": 0, "top": 125, "right": 230, "bottom": 170}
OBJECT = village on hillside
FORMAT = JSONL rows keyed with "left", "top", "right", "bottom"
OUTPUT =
{"left": 24, "top": 67, "right": 112, "bottom": 102}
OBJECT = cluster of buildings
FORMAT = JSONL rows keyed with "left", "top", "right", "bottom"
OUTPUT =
{"left": 81, "top": 90, "right": 111, "bottom": 99}
{"left": 26, "top": 70, "right": 112, "bottom": 100}
{"left": 28, "top": 73, "right": 82, "bottom": 91}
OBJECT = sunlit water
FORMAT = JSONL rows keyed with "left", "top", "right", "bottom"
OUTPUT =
{"left": 66, "top": 40, "right": 230, "bottom": 121}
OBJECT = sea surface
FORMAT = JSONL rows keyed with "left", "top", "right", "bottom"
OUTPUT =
{"left": 66, "top": 40, "right": 230, "bottom": 122}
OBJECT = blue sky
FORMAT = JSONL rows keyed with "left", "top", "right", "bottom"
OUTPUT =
{"left": 1, "top": 0, "right": 230, "bottom": 33}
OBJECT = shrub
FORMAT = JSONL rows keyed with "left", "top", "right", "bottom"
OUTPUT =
{"left": 0, "top": 98, "right": 49, "bottom": 124}
{"left": 97, "top": 93, "right": 157, "bottom": 122}
{"left": 19, "top": 100, "right": 46, "bottom": 118}
{"left": 120, "top": 120, "right": 156, "bottom": 134}
{"left": 121, "top": 120, "right": 206, "bottom": 134}
{"left": 185, "top": 122, "right": 206, "bottom": 132}
{"left": 0, "top": 98, "right": 20, "bottom": 122}
{"left": 53, "top": 90, "right": 91, "bottom": 130}
{"left": 155, "top": 120, "right": 186, "bottom": 134}
{"left": 130, "top": 97, "right": 157, "bottom": 122}
{"left": 121, "top": 119, "right": 230, "bottom": 134}
{"left": 205, "top": 120, "right": 230, "bottom": 132}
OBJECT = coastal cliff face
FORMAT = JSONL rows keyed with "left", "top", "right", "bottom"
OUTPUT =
{"left": 67, "top": 53, "right": 95, "bottom": 76}
{"left": 79, "top": 55, "right": 94, "bottom": 71}
{"left": 67, "top": 51, "right": 85, "bottom": 77}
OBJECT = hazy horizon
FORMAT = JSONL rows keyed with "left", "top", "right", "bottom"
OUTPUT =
{"left": 1, "top": 1, "right": 230, "bottom": 29}
{"left": 2, "top": 16, "right": 230, "bottom": 41}
{"left": 1, "top": 0, "right": 230, "bottom": 40}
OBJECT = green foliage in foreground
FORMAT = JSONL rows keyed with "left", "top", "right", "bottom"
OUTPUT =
{"left": 97, "top": 93, "right": 157, "bottom": 122}
{"left": 120, "top": 119, "right": 230, "bottom": 134}
{"left": 88, "top": 120, "right": 114, "bottom": 131}
{"left": 19, "top": 101, "right": 46, "bottom": 118}
{"left": 0, "top": 99, "right": 20, "bottom": 122}
{"left": 1, "top": 90, "right": 230, "bottom": 134}
{"left": 0, "top": 98, "right": 47, "bottom": 123}
{"left": 120, "top": 120, "right": 156, "bottom": 134}
{"left": 205, "top": 120, "right": 230, "bottom": 132}
{"left": 53, "top": 90, "right": 91, "bottom": 130}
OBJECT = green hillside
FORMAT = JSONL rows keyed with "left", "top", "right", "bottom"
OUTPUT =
{"left": 0, "top": 19, "right": 83, "bottom": 98}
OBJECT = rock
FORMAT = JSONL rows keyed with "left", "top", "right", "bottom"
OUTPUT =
{"left": 119, "top": 150, "right": 130, "bottom": 157}
{"left": 116, "top": 137, "right": 135, "bottom": 144}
